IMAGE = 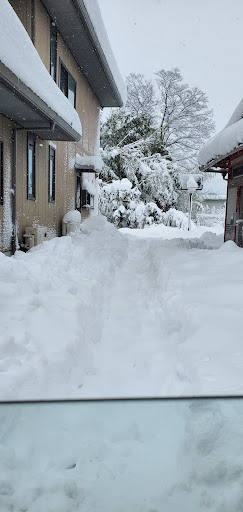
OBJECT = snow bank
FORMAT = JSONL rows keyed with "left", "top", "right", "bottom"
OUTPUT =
{"left": 0, "top": 0, "right": 82, "bottom": 135}
{"left": 83, "top": 0, "right": 127, "bottom": 106}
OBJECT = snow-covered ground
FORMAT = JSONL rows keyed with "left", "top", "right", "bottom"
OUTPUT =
{"left": 1, "top": 215, "right": 243, "bottom": 400}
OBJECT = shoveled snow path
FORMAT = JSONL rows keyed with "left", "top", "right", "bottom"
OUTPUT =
{"left": 82, "top": 232, "right": 243, "bottom": 397}
{"left": 1, "top": 217, "right": 243, "bottom": 399}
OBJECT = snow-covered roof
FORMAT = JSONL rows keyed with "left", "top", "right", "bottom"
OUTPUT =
{"left": 0, "top": 0, "right": 82, "bottom": 139}
{"left": 41, "top": 0, "right": 127, "bottom": 108}
{"left": 75, "top": 154, "right": 103, "bottom": 171}
{"left": 198, "top": 97, "right": 243, "bottom": 169}
{"left": 83, "top": 0, "right": 127, "bottom": 106}
{"left": 202, "top": 174, "right": 227, "bottom": 200}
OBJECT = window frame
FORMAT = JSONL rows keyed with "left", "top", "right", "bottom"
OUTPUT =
{"left": 0, "top": 141, "right": 3, "bottom": 207}
{"left": 81, "top": 189, "right": 95, "bottom": 209}
{"left": 49, "top": 146, "right": 56, "bottom": 203}
{"left": 59, "top": 59, "right": 77, "bottom": 108}
{"left": 27, "top": 134, "right": 36, "bottom": 201}
{"left": 50, "top": 21, "right": 57, "bottom": 82}
{"left": 76, "top": 172, "right": 81, "bottom": 211}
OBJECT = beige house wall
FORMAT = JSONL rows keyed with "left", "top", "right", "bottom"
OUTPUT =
{"left": 9, "top": 0, "right": 33, "bottom": 38}
{"left": 1, "top": 0, "right": 101, "bottom": 252}
{"left": 0, "top": 115, "right": 14, "bottom": 253}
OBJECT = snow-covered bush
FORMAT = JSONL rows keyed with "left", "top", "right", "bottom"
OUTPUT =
{"left": 99, "top": 179, "right": 167, "bottom": 229}
{"left": 99, "top": 147, "right": 179, "bottom": 229}
{"left": 99, "top": 179, "right": 142, "bottom": 228}
{"left": 162, "top": 208, "right": 193, "bottom": 230}
{"left": 143, "top": 202, "right": 164, "bottom": 225}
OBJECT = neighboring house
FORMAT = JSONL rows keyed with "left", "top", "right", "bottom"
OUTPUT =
{"left": 198, "top": 97, "right": 243, "bottom": 247}
{"left": 0, "top": 0, "right": 126, "bottom": 254}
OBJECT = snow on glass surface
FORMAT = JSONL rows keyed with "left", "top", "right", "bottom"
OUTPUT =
{"left": 0, "top": 0, "right": 82, "bottom": 135}
{"left": 0, "top": 399, "right": 242, "bottom": 511}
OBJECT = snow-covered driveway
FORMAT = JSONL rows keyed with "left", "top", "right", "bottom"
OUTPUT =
{"left": 0, "top": 216, "right": 242, "bottom": 400}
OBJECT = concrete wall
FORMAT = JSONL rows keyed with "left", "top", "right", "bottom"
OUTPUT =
{"left": 1, "top": 0, "right": 101, "bottom": 252}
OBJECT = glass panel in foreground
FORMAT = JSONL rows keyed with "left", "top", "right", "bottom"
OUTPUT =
{"left": 0, "top": 398, "right": 242, "bottom": 511}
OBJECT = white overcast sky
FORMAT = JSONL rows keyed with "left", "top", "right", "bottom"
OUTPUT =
{"left": 98, "top": 0, "right": 243, "bottom": 132}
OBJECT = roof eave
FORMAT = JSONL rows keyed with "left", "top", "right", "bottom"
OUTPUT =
{"left": 0, "top": 61, "right": 80, "bottom": 141}
{"left": 199, "top": 144, "right": 243, "bottom": 172}
{"left": 41, "top": 0, "right": 125, "bottom": 108}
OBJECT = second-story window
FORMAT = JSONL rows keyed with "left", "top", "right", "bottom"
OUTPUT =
{"left": 0, "top": 141, "right": 3, "bottom": 206}
{"left": 59, "top": 60, "right": 76, "bottom": 108}
{"left": 27, "top": 134, "right": 36, "bottom": 200}
{"left": 50, "top": 22, "right": 57, "bottom": 82}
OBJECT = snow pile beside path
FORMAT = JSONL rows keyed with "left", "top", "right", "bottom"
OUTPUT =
{"left": 0, "top": 216, "right": 127, "bottom": 399}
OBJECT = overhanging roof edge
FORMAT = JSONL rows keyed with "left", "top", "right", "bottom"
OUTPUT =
{"left": 41, "top": 0, "right": 125, "bottom": 107}
{"left": 199, "top": 143, "right": 243, "bottom": 172}
{"left": 0, "top": 61, "right": 81, "bottom": 141}
{"left": 72, "top": 0, "right": 125, "bottom": 107}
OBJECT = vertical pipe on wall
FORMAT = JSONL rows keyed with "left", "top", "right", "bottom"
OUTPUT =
{"left": 12, "top": 128, "right": 17, "bottom": 254}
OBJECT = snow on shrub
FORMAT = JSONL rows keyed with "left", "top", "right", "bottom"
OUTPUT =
{"left": 143, "top": 202, "right": 163, "bottom": 226}
{"left": 99, "top": 178, "right": 167, "bottom": 229}
{"left": 99, "top": 179, "right": 142, "bottom": 228}
{"left": 162, "top": 208, "right": 194, "bottom": 230}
